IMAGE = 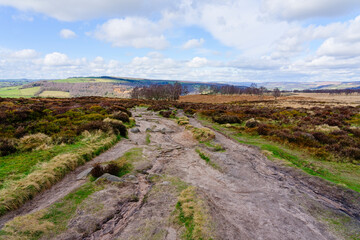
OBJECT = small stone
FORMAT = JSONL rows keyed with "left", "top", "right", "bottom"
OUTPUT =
{"left": 161, "top": 181, "right": 170, "bottom": 185}
{"left": 131, "top": 128, "right": 140, "bottom": 133}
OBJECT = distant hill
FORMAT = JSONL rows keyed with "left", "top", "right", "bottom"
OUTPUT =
{"left": 0, "top": 76, "right": 237, "bottom": 98}
{"left": 254, "top": 81, "right": 360, "bottom": 91}
{"left": 0, "top": 76, "right": 360, "bottom": 98}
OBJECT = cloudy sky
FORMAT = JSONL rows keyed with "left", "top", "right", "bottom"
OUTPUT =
{"left": 1, "top": 0, "right": 360, "bottom": 82}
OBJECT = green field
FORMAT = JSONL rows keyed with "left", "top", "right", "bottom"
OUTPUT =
{"left": 39, "top": 91, "right": 71, "bottom": 98}
{"left": 0, "top": 86, "right": 40, "bottom": 97}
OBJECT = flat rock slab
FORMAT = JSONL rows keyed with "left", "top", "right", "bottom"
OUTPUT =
{"left": 96, "top": 173, "right": 123, "bottom": 183}
{"left": 76, "top": 167, "right": 93, "bottom": 180}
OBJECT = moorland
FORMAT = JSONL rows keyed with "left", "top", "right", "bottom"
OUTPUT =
{"left": 0, "top": 88, "right": 359, "bottom": 239}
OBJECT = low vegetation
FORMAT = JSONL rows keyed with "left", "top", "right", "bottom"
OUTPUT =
{"left": 0, "top": 97, "right": 140, "bottom": 216}
{"left": 175, "top": 186, "right": 214, "bottom": 240}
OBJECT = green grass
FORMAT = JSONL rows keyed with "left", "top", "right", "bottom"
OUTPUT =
{"left": 195, "top": 148, "right": 220, "bottom": 171}
{"left": 119, "top": 147, "right": 143, "bottom": 163}
{"left": 145, "top": 133, "right": 151, "bottom": 144}
{"left": 0, "top": 140, "right": 87, "bottom": 189}
{"left": 198, "top": 115, "right": 360, "bottom": 193}
{"left": 0, "top": 86, "right": 40, "bottom": 98}
{"left": 202, "top": 141, "right": 225, "bottom": 152}
{"left": 41, "top": 182, "right": 102, "bottom": 226}
{"left": 39, "top": 91, "right": 71, "bottom": 98}
{"left": 196, "top": 149, "right": 210, "bottom": 163}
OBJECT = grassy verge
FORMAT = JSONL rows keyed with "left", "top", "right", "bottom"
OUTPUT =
{"left": 197, "top": 115, "right": 360, "bottom": 193}
{"left": 0, "top": 181, "right": 104, "bottom": 240}
{"left": 0, "top": 140, "right": 89, "bottom": 189}
{"left": 0, "top": 131, "right": 121, "bottom": 216}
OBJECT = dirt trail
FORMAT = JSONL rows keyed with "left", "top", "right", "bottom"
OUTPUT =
{"left": 1, "top": 108, "right": 359, "bottom": 239}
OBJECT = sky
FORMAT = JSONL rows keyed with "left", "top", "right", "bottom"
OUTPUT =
{"left": 1, "top": 0, "right": 360, "bottom": 83}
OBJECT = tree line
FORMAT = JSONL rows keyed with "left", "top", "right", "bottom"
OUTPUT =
{"left": 130, "top": 82, "right": 188, "bottom": 100}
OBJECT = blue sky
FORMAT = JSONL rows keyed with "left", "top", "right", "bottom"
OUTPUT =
{"left": 1, "top": 0, "right": 360, "bottom": 83}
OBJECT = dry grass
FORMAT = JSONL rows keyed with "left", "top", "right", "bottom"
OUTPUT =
{"left": 314, "top": 124, "right": 341, "bottom": 133}
{"left": 179, "top": 94, "right": 274, "bottom": 103}
{"left": 191, "top": 127, "right": 215, "bottom": 142}
{"left": 179, "top": 93, "right": 360, "bottom": 108}
{"left": 174, "top": 116, "right": 215, "bottom": 142}
{"left": 19, "top": 133, "right": 52, "bottom": 151}
{"left": 176, "top": 186, "right": 213, "bottom": 240}
{"left": 0, "top": 131, "right": 118, "bottom": 216}
{"left": 177, "top": 116, "right": 189, "bottom": 125}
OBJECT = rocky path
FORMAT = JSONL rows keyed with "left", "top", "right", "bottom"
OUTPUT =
{"left": 1, "top": 108, "right": 359, "bottom": 239}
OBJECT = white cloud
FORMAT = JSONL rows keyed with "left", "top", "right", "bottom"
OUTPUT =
{"left": 92, "top": 17, "right": 169, "bottom": 49}
{"left": 10, "top": 49, "right": 38, "bottom": 59}
{"left": 0, "top": 0, "right": 176, "bottom": 21}
{"left": 43, "top": 52, "right": 70, "bottom": 66}
{"left": 187, "top": 57, "right": 208, "bottom": 68}
{"left": 262, "top": 0, "right": 360, "bottom": 20}
{"left": 182, "top": 38, "right": 204, "bottom": 49}
{"left": 315, "top": 16, "right": 360, "bottom": 58}
{"left": 60, "top": 29, "right": 77, "bottom": 39}
{"left": 163, "top": 1, "right": 290, "bottom": 56}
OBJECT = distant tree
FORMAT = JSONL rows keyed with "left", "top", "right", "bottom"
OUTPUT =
{"left": 130, "top": 83, "right": 186, "bottom": 100}
{"left": 273, "top": 87, "right": 281, "bottom": 100}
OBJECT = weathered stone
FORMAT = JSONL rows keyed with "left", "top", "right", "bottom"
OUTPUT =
{"left": 76, "top": 167, "right": 94, "bottom": 180}
{"left": 96, "top": 173, "right": 123, "bottom": 183}
{"left": 131, "top": 128, "right": 141, "bottom": 133}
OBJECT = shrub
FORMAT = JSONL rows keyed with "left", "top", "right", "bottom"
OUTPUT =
{"left": 111, "top": 105, "right": 132, "bottom": 117}
{"left": 77, "top": 121, "right": 111, "bottom": 134}
{"left": 103, "top": 163, "right": 120, "bottom": 176}
{"left": 349, "top": 128, "right": 360, "bottom": 138}
{"left": 212, "top": 114, "right": 241, "bottom": 124}
{"left": 184, "top": 108, "right": 196, "bottom": 115}
{"left": 147, "top": 105, "right": 169, "bottom": 111}
{"left": 108, "top": 120, "right": 127, "bottom": 137}
{"left": 159, "top": 110, "right": 173, "bottom": 118}
{"left": 341, "top": 147, "right": 360, "bottom": 160}
{"left": 19, "top": 133, "right": 52, "bottom": 152}
{"left": 90, "top": 163, "right": 104, "bottom": 178}
{"left": 257, "top": 124, "right": 271, "bottom": 136}
{"left": 0, "top": 138, "right": 17, "bottom": 156}
{"left": 112, "top": 111, "right": 129, "bottom": 123}
{"left": 245, "top": 118, "right": 260, "bottom": 128}
{"left": 14, "top": 126, "right": 26, "bottom": 138}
